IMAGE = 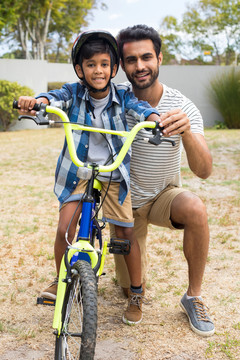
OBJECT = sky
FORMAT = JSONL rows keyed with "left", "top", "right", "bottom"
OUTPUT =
{"left": 83, "top": 0, "right": 197, "bottom": 36}
{"left": 0, "top": 0, "right": 198, "bottom": 56}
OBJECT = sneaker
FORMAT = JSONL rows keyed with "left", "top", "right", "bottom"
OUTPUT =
{"left": 123, "top": 290, "right": 146, "bottom": 325}
{"left": 180, "top": 293, "right": 215, "bottom": 337}
{"left": 41, "top": 277, "right": 58, "bottom": 300}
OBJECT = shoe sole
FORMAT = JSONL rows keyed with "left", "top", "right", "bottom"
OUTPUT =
{"left": 180, "top": 302, "right": 215, "bottom": 337}
{"left": 41, "top": 292, "right": 57, "bottom": 301}
{"left": 122, "top": 314, "right": 142, "bottom": 326}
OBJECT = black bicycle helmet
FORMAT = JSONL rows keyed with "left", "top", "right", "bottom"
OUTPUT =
{"left": 72, "top": 30, "right": 119, "bottom": 69}
{"left": 71, "top": 30, "right": 119, "bottom": 93}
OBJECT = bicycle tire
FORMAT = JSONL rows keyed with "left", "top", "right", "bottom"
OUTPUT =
{"left": 55, "top": 260, "right": 98, "bottom": 360}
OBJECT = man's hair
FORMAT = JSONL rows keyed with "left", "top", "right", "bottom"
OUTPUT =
{"left": 117, "top": 24, "right": 162, "bottom": 62}
{"left": 77, "top": 39, "right": 117, "bottom": 67}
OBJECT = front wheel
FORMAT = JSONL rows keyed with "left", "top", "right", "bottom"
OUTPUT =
{"left": 55, "top": 260, "right": 98, "bottom": 360}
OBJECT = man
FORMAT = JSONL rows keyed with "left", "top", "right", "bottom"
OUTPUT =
{"left": 112, "top": 24, "right": 215, "bottom": 337}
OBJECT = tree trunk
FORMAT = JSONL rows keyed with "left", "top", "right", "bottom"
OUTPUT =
{"left": 18, "top": 19, "right": 33, "bottom": 59}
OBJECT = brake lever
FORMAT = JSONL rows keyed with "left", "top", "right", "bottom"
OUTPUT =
{"left": 18, "top": 114, "right": 50, "bottom": 125}
{"left": 18, "top": 105, "right": 50, "bottom": 125}
{"left": 149, "top": 124, "right": 176, "bottom": 146}
{"left": 14, "top": 101, "right": 50, "bottom": 125}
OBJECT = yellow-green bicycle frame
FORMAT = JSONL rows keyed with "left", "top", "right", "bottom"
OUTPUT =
{"left": 43, "top": 106, "right": 156, "bottom": 334}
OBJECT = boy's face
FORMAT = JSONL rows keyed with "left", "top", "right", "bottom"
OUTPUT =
{"left": 75, "top": 53, "right": 117, "bottom": 97}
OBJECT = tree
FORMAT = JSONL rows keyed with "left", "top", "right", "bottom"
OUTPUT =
{"left": 0, "top": 0, "right": 105, "bottom": 60}
{"left": 159, "top": 16, "right": 184, "bottom": 64}
{"left": 182, "top": 0, "right": 240, "bottom": 65}
{"left": 158, "top": 0, "right": 240, "bottom": 65}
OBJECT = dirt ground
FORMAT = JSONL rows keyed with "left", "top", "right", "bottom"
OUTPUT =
{"left": 0, "top": 128, "right": 239, "bottom": 360}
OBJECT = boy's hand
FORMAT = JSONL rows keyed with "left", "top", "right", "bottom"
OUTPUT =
{"left": 17, "top": 96, "right": 49, "bottom": 115}
{"left": 146, "top": 113, "right": 161, "bottom": 123}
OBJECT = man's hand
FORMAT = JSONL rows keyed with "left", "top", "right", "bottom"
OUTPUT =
{"left": 160, "top": 108, "right": 190, "bottom": 137}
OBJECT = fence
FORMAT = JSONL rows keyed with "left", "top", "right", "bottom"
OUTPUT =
{"left": 1, "top": 59, "right": 235, "bottom": 129}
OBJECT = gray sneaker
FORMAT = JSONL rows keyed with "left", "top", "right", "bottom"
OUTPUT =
{"left": 180, "top": 293, "right": 215, "bottom": 337}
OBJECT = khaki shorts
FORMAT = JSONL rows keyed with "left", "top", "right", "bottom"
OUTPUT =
{"left": 64, "top": 180, "right": 134, "bottom": 227}
{"left": 133, "top": 185, "right": 187, "bottom": 230}
{"left": 113, "top": 185, "right": 188, "bottom": 287}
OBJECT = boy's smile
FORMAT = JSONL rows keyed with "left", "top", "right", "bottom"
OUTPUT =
{"left": 75, "top": 53, "right": 117, "bottom": 98}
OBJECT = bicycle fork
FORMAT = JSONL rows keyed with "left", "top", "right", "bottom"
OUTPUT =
{"left": 53, "top": 178, "right": 108, "bottom": 334}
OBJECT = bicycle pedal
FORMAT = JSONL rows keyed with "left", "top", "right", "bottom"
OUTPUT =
{"left": 37, "top": 297, "right": 55, "bottom": 306}
{"left": 108, "top": 238, "right": 131, "bottom": 255}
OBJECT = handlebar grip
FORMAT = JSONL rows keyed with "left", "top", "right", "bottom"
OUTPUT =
{"left": 12, "top": 100, "right": 19, "bottom": 109}
{"left": 12, "top": 100, "right": 41, "bottom": 111}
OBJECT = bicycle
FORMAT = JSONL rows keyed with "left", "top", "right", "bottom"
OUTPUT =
{"left": 13, "top": 100, "right": 175, "bottom": 360}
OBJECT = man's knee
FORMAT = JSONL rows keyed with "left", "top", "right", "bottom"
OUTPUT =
{"left": 171, "top": 192, "right": 208, "bottom": 226}
{"left": 189, "top": 197, "right": 208, "bottom": 226}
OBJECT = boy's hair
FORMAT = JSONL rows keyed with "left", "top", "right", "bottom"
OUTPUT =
{"left": 77, "top": 39, "right": 117, "bottom": 69}
{"left": 117, "top": 24, "right": 162, "bottom": 62}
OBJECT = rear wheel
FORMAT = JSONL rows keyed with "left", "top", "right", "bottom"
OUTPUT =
{"left": 55, "top": 260, "right": 98, "bottom": 360}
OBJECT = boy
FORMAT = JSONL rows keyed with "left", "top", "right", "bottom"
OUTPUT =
{"left": 17, "top": 30, "right": 160, "bottom": 324}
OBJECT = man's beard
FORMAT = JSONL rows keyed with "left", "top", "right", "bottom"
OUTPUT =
{"left": 126, "top": 66, "right": 159, "bottom": 90}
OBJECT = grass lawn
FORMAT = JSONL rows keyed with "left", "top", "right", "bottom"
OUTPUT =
{"left": 0, "top": 128, "right": 239, "bottom": 359}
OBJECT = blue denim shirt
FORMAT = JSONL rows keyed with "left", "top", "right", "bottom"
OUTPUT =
{"left": 37, "top": 81, "right": 159, "bottom": 206}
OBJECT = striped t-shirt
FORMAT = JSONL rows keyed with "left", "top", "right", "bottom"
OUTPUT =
{"left": 127, "top": 83, "right": 204, "bottom": 208}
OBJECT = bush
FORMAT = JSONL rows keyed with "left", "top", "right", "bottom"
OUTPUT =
{"left": 0, "top": 80, "right": 34, "bottom": 131}
{"left": 48, "top": 82, "right": 65, "bottom": 91}
{"left": 209, "top": 67, "right": 240, "bottom": 129}
{"left": 47, "top": 82, "right": 66, "bottom": 128}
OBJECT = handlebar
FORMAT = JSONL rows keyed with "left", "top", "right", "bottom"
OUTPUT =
{"left": 13, "top": 100, "right": 175, "bottom": 172}
{"left": 13, "top": 100, "right": 50, "bottom": 125}
{"left": 13, "top": 100, "right": 41, "bottom": 112}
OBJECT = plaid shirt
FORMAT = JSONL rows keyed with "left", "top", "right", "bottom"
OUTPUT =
{"left": 37, "top": 81, "right": 158, "bottom": 206}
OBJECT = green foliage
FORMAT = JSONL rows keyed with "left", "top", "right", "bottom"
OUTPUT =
{"left": 47, "top": 82, "right": 65, "bottom": 91}
{"left": 0, "top": 0, "right": 104, "bottom": 61}
{"left": 213, "top": 121, "right": 228, "bottom": 130}
{"left": 160, "top": 17, "right": 183, "bottom": 64}
{"left": 209, "top": 67, "right": 240, "bottom": 129}
{"left": 0, "top": 80, "right": 34, "bottom": 131}
{"left": 159, "top": 0, "right": 240, "bottom": 64}
{"left": 181, "top": 0, "right": 240, "bottom": 65}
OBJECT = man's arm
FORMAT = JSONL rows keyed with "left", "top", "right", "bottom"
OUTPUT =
{"left": 160, "top": 108, "right": 212, "bottom": 179}
{"left": 181, "top": 132, "right": 212, "bottom": 179}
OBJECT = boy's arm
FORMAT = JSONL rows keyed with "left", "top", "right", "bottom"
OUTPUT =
{"left": 124, "top": 88, "right": 159, "bottom": 122}
{"left": 146, "top": 113, "right": 160, "bottom": 123}
{"left": 36, "top": 83, "right": 75, "bottom": 111}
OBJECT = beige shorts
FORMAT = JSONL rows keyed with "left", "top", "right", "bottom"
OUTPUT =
{"left": 64, "top": 180, "right": 134, "bottom": 227}
{"left": 113, "top": 185, "right": 188, "bottom": 287}
{"left": 133, "top": 185, "right": 187, "bottom": 230}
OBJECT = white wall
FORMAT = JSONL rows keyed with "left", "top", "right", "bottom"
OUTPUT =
{"left": 1, "top": 59, "right": 235, "bottom": 129}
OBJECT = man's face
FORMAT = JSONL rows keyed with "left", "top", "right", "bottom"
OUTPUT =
{"left": 121, "top": 39, "right": 162, "bottom": 90}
